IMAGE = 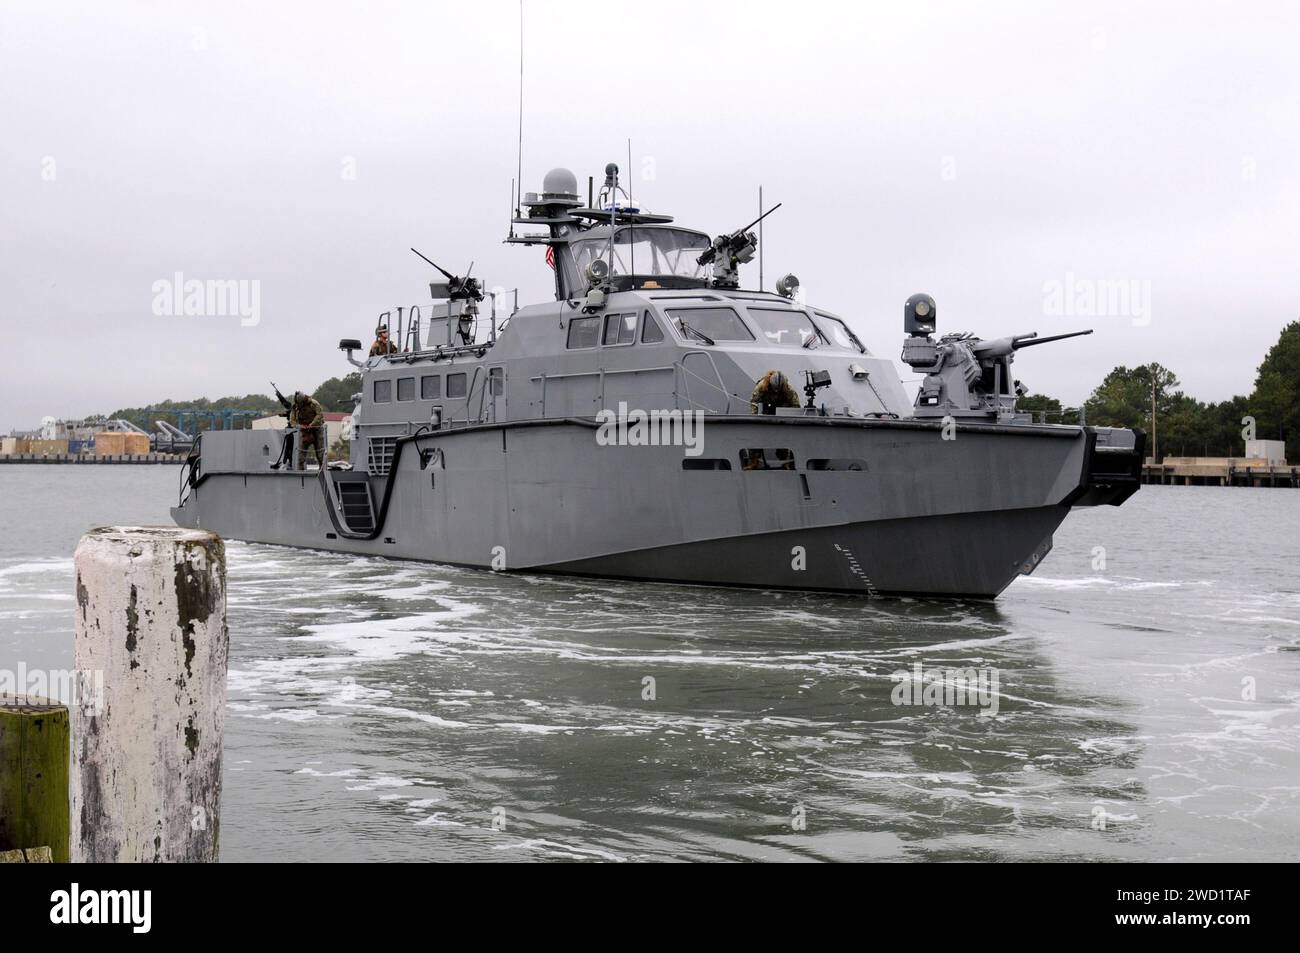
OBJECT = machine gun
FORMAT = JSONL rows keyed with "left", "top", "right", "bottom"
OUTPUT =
{"left": 412, "top": 249, "right": 483, "bottom": 346}
{"left": 411, "top": 248, "right": 484, "bottom": 303}
{"left": 269, "top": 381, "right": 295, "bottom": 469}
{"left": 271, "top": 381, "right": 292, "bottom": 420}
{"left": 698, "top": 203, "right": 781, "bottom": 289}
{"left": 898, "top": 293, "right": 1093, "bottom": 419}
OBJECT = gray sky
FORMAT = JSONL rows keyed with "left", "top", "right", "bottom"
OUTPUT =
{"left": 2, "top": 0, "right": 1297, "bottom": 432}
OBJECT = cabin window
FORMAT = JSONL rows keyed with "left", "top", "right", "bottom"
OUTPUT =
{"left": 489, "top": 367, "right": 504, "bottom": 395}
{"left": 373, "top": 379, "right": 392, "bottom": 403}
{"left": 421, "top": 375, "right": 441, "bottom": 400}
{"left": 740, "top": 448, "right": 796, "bottom": 471}
{"left": 667, "top": 307, "right": 755, "bottom": 342}
{"left": 682, "top": 458, "right": 732, "bottom": 470}
{"left": 811, "top": 311, "right": 868, "bottom": 353}
{"left": 567, "top": 316, "right": 601, "bottom": 349}
{"left": 807, "top": 458, "right": 868, "bottom": 471}
{"left": 447, "top": 373, "right": 467, "bottom": 398}
{"left": 747, "top": 308, "right": 828, "bottom": 349}
{"left": 603, "top": 312, "right": 637, "bottom": 346}
{"left": 569, "top": 227, "right": 711, "bottom": 282}
{"left": 397, "top": 377, "right": 415, "bottom": 401}
{"left": 641, "top": 311, "right": 665, "bottom": 343}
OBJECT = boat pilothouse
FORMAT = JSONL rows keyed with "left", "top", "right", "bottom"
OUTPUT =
{"left": 173, "top": 161, "right": 1144, "bottom": 598}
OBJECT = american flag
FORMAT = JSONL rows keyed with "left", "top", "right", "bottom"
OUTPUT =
{"left": 544, "top": 245, "right": 555, "bottom": 270}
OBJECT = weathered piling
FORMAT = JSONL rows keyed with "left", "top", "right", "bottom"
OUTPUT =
{"left": 72, "top": 527, "right": 227, "bottom": 862}
{"left": 0, "top": 695, "right": 70, "bottom": 863}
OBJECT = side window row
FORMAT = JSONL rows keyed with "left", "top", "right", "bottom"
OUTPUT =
{"left": 373, "top": 372, "right": 469, "bottom": 403}
{"left": 567, "top": 311, "right": 665, "bottom": 349}
{"left": 681, "top": 452, "right": 868, "bottom": 472}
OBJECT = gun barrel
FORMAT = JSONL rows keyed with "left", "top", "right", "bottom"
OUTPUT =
{"left": 737, "top": 202, "right": 782, "bottom": 236}
{"left": 410, "top": 247, "right": 456, "bottom": 281}
{"left": 1012, "top": 329, "right": 1094, "bottom": 349}
{"left": 700, "top": 202, "right": 784, "bottom": 265}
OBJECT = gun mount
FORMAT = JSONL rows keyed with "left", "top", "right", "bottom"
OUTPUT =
{"left": 899, "top": 293, "right": 1093, "bottom": 420}
{"left": 412, "top": 249, "right": 484, "bottom": 346}
{"left": 698, "top": 204, "right": 781, "bottom": 289}
{"left": 802, "top": 369, "right": 832, "bottom": 410}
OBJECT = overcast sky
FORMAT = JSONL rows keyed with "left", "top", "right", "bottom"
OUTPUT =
{"left": 2, "top": 0, "right": 1297, "bottom": 432}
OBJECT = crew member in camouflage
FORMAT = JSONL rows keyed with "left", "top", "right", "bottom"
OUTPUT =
{"left": 290, "top": 391, "right": 327, "bottom": 469}
{"left": 369, "top": 325, "right": 398, "bottom": 357}
{"left": 750, "top": 370, "right": 800, "bottom": 415}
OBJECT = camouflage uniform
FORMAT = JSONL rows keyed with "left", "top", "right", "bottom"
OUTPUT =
{"left": 750, "top": 370, "right": 801, "bottom": 415}
{"left": 369, "top": 333, "right": 398, "bottom": 357}
{"left": 290, "top": 393, "right": 327, "bottom": 469}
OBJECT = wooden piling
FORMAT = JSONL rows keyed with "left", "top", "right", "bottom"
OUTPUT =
{"left": 0, "top": 695, "right": 70, "bottom": 863}
{"left": 72, "top": 527, "right": 227, "bottom": 862}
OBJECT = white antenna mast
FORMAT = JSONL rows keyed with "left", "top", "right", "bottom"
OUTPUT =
{"left": 515, "top": 0, "right": 525, "bottom": 219}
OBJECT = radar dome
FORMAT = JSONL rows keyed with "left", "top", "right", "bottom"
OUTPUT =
{"left": 541, "top": 167, "right": 579, "bottom": 198}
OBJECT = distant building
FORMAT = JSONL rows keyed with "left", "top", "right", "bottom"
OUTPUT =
{"left": 1245, "top": 439, "right": 1288, "bottom": 465}
{"left": 34, "top": 417, "right": 102, "bottom": 454}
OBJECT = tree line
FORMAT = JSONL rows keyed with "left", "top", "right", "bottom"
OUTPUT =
{"left": 104, "top": 374, "right": 362, "bottom": 433}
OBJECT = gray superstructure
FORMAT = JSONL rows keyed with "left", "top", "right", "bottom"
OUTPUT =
{"left": 171, "top": 164, "right": 1143, "bottom": 598}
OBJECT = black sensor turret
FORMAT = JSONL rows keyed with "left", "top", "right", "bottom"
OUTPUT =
{"left": 905, "top": 293, "right": 937, "bottom": 337}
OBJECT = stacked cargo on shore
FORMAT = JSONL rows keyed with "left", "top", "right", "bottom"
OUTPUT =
{"left": 0, "top": 429, "right": 178, "bottom": 463}
{"left": 93, "top": 432, "right": 151, "bottom": 455}
{"left": 1, "top": 437, "right": 70, "bottom": 454}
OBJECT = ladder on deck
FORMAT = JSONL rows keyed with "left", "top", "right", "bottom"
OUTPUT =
{"left": 336, "top": 480, "right": 376, "bottom": 534}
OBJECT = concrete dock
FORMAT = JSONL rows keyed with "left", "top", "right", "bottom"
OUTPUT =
{"left": 0, "top": 453, "right": 184, "bottom": 465}
{"left": 1142, "top": 457, "right": 1299, "bottom": 487}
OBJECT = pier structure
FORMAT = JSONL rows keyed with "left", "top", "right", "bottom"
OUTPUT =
{"left": 1142, "top": 456, "right": 1299, "bottom": 487}
{"left": 0, "top": 452, "right": 184, "bottom": 464}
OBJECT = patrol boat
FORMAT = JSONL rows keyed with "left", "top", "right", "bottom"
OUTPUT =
{"left": 171, "top": 164, "right": 1144, "bottom": 598}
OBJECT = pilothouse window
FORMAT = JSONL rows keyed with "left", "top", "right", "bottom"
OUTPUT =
{"left": 641, "top": 312, "right": 665, "bottom": 343}
{"left": 748, "top": 308, "right": 828, "bottom": 348}
{"left": 567, "top": 316, "right": 600, "bottom": 349}
{"left": 812, "top": 311, "right": 868, "bottom": 354}
{"left": 570, "top": 227, "right": 711, "bottom": 282}
{"left": 666, "top": 307, "right": 755, "bottom": 342}
{"left": 603, "top": 312, "right": 637, "bottom": 346}
{"left": 447, "top": 373, "right": 467, "bottom": 398}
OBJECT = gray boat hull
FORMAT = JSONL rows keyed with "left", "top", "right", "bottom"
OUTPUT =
{"left": 172, "top": 416, "right": 1138, "bottom": 598}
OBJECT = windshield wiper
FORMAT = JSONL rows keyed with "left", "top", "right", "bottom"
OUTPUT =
{"left": 679, "top": 320, "right": 715, "bottom": 345}
{"left": 802, "top": 334, "right": 824, "bottom": 350}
